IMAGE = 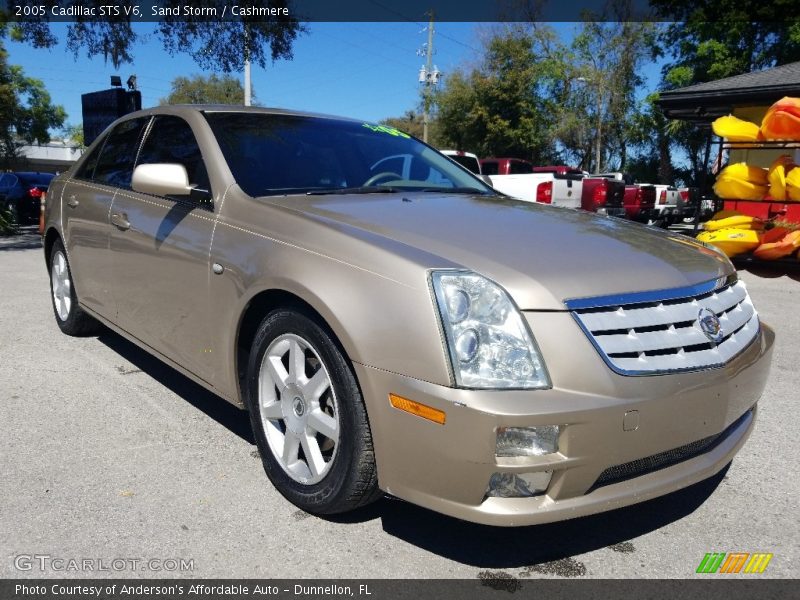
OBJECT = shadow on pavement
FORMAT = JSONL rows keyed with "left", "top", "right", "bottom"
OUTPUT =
{"left": 0, "top": 227, "right": 42, "bottom": 252}
{"left": 326, "top": 465, "right": 729, "bottom": 569}
{"left": 97, "top": 329, "right": 254, "bottom": 444}
{"left": 94, "top": 326, "right": 728, "bottom": 569}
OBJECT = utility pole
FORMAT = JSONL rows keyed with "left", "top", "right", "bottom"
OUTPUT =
{"left": 595, "top": 84, "right": 602, "bottom": 173}
{"left": 244, "top": 60, "right": 251, "bottom": 106}
{"left": 417, "top": 12, "right": 441, "bottom": 143}
{"left": 244, "top": 26, "right": 252, "bottom": 106}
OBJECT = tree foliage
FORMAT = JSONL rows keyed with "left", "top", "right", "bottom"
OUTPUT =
{"left": 434, "top": 25, "right": 561, "bottom": 163}
{"left": 2, "top": 1, "right": 303, "bottom": 71}
{"left": 160, "top": 74, "right": 246, "bottom": 105}
{"left": 0, "top": 42, "right": 66, "bottom": 168}
{"left": 380, "top": 110, "right": 435, "bottom": 142}
{"left": 433, "top": 19, "right": 656, "bottom": 172}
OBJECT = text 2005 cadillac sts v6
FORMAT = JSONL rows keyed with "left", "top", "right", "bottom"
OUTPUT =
{"left": 43, "top": 106, "right": 773, "bottom": 526}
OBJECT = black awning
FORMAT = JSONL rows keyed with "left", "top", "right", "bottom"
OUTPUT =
{"left": 657, "top": 61, "right": 800, "bottom": 122}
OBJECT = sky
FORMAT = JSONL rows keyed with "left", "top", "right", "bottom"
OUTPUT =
{"left": 5, "top": 21, "right": 665, "bottom": 136}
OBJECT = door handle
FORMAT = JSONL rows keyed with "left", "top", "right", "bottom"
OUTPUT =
{"left": 66, "top": 196, "right": 79, "bottom": 208}
{"left": 111, "top": 213, "right": 130, "bottom": 231}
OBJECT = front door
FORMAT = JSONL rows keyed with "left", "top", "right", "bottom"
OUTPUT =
{"left": 109, "top": 115, "right": 216, "bottom": 381}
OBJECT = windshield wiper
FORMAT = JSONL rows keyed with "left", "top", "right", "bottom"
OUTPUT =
{"left": 419, "top": 187, "right": 495, "bottom": 195}
{"left": 307, "top": 186, "right": 401, "bottom": 195}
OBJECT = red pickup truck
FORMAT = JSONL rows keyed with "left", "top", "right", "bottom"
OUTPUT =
{"left": 624, "top": 185, "right": 657, "bottom": 222}
{"left": 532, "top": 166, "right": 626, "bottom": 218}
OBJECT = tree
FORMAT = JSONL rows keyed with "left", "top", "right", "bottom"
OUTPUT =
{"left": 62, "top": 123, "right": 84, "bottom": 148}
{"left": 563, "top": 15, "right": 658, "bottom": 173}
{"left": 0, "top": 42, "right": 66, "bottom": 168}
{"left": 160, "top": 74, "right": 247, "bottom": 105}
{"left": 380, "top": 110, "right": 438, "bottom": 142}
{"left": 434, "top": 25, "right": 561, "bottom": 162}
{"left": 3, "top": 1, "right": 303, "bottom": 72}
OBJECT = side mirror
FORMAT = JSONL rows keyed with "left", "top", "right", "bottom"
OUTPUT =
{"left": 478, "top": 174, "right": 494, "bottom": 187}
{"left": 132, "top": 163, "right": 213, "bottom": 207}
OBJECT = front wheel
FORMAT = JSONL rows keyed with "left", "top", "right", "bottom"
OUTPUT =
{"left": 245, "top": 309, "right": 380, "bottom": 514}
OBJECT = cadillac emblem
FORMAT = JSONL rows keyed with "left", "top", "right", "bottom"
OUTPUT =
{"left": 698, "top": 308, "right": 724, "bottom": 343}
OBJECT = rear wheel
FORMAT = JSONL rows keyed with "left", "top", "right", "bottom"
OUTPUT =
{"left": 245, "top": 309, "right": 381, "bottom": 514}
{"left": 49, "top": 240, "right": 101, "bottom": 336}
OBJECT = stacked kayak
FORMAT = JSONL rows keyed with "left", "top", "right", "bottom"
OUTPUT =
{"left": 698, "top": 211, "right": 800, "bottom": 260}
{"left": 761, "top": 97, "right": 800, "bottom": 141}
{"left": 713, "top": 163, "right": 768, "bottom": 200}
{"left": 712, "top": 97, "right": 800, "bottom": 202}
{"left": 712, "top": 97, "right": 800, "bottom": 143}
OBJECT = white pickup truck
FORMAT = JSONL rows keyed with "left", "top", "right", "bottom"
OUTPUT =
{"left": 479, "top": 159, "right": 625, "bottom": 217}
{"left": 651, "top": 185, "right": 681, "bottom": 227}
{"left": 479, "top": 159, "right": 585, "bottom": 208}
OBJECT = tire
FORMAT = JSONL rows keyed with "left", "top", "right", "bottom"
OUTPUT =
{"left": 245, "top": 308, "right": 381, "bottom": 514}
{"left": 49, "top": 240, "right": 101, "bottom": 336}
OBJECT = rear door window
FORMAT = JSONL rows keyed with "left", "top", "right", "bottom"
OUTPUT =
{"left": 92, "top": 117, "right": 150, "bottom": 188}
{"left": 508, "top": 161, "right": 532, "bottom": 174}
{"left": 481, "top": 162, "right": 499, "bottom": 175}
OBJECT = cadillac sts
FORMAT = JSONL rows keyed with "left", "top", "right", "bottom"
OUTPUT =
{"left": 42, "top": 106, "right": 773, "bottom": 526}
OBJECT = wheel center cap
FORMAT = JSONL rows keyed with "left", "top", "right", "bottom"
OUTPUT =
{"left": 292, "top": 396, "right": 305, "bottom": 417}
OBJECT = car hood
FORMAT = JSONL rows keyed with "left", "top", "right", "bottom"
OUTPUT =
{"left": 263, "top": 192, "right": 733, "bottom": 310}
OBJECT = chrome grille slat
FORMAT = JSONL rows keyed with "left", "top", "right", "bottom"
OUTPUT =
{"left": 571, "top": 281, "right": 759, "bottom": 375}
{"left": 598, "top": 324, "right": 710, "bottom": 354}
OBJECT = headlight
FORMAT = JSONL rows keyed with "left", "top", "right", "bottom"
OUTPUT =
{"left": 430, "top": 270, "right": 550, "bottom": 389}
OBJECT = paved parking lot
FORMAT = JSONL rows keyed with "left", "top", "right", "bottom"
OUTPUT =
{"left": 1, "top": 229, "right": 798, "bottom": 579}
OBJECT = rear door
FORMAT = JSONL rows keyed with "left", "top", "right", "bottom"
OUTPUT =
{"left": 62, "top": 117, "right": 150, "bottom": 319}
{"left": 108, "top": 115, "right": 216, "bottom": 380}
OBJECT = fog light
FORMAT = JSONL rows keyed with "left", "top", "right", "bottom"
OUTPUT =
{"left": 486, "top": 471, "right": 552, "bottom": 498}
{"left": 496, "top": 425, "right": 559, "bottom": 457}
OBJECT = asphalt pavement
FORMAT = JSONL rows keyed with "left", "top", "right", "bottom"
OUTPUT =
{"left": 1, "top": 228, "right": 798, "bottom": 579}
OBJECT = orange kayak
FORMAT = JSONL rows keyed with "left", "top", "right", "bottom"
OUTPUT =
{"left": 761, "top": 97, "right": 800, "bottom": 140}
{"left": 753, "top": 230, "right": 800, "bottom": 260}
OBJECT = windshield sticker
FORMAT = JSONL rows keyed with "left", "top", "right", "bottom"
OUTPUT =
{"left": 362, "top": 123, "right": 411, "bottom": 138}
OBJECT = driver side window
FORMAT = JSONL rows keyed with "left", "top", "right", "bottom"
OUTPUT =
{"left": 136, "top": 116, "right": 210, "bottom": 197}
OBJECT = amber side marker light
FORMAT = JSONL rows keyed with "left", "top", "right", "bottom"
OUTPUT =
{"left": 38, "top": 191, "right": 46, "bottom": 236}
{"left": 389, "top": 394, "right": 446, "bottom": 425}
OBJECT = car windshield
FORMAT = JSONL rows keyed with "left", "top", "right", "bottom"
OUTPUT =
{"left": 203, "top": 113, "right": 494, "bottom": 197}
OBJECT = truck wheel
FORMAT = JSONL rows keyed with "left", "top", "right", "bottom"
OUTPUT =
{"left": 49, "top": 240, "right": 102, "bottom": 336}
{"left": 245, "top": 309, "right": 381, "bottom": 514}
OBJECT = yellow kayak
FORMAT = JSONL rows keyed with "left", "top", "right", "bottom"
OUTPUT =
{"left": 714, "top": 177, "right": 768, "bottom": 200}
{"left": 704, "top": 214, "right": 764, "bottom": 231}
{"left": 712, "top": 115, "right": 761, "bottom": 142}
{"left": 714, "top": 163, "right": 769, "bottom": 200}
{"left": 697, "top": 228, "right": 761, "bottom": 257}
{"left": 767, "top": 155, "right": 795, "bottom": 200}
{"left": 786, "top": 168, "right": 800, "bottom": 201}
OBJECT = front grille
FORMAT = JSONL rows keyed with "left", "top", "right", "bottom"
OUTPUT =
{"left": 569, "top": 279, "right": 759, "bottom": 375}
{"left": 588, "top": 408, "right": 753, "bottom": 493}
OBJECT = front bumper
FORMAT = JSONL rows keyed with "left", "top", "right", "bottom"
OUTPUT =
{"left": 355, "top": 318, "right": 774, "bottom": 526}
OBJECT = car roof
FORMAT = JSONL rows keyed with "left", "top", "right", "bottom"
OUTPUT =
{"left": 118, "top": 104, "right": 367, "bottom": 125}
